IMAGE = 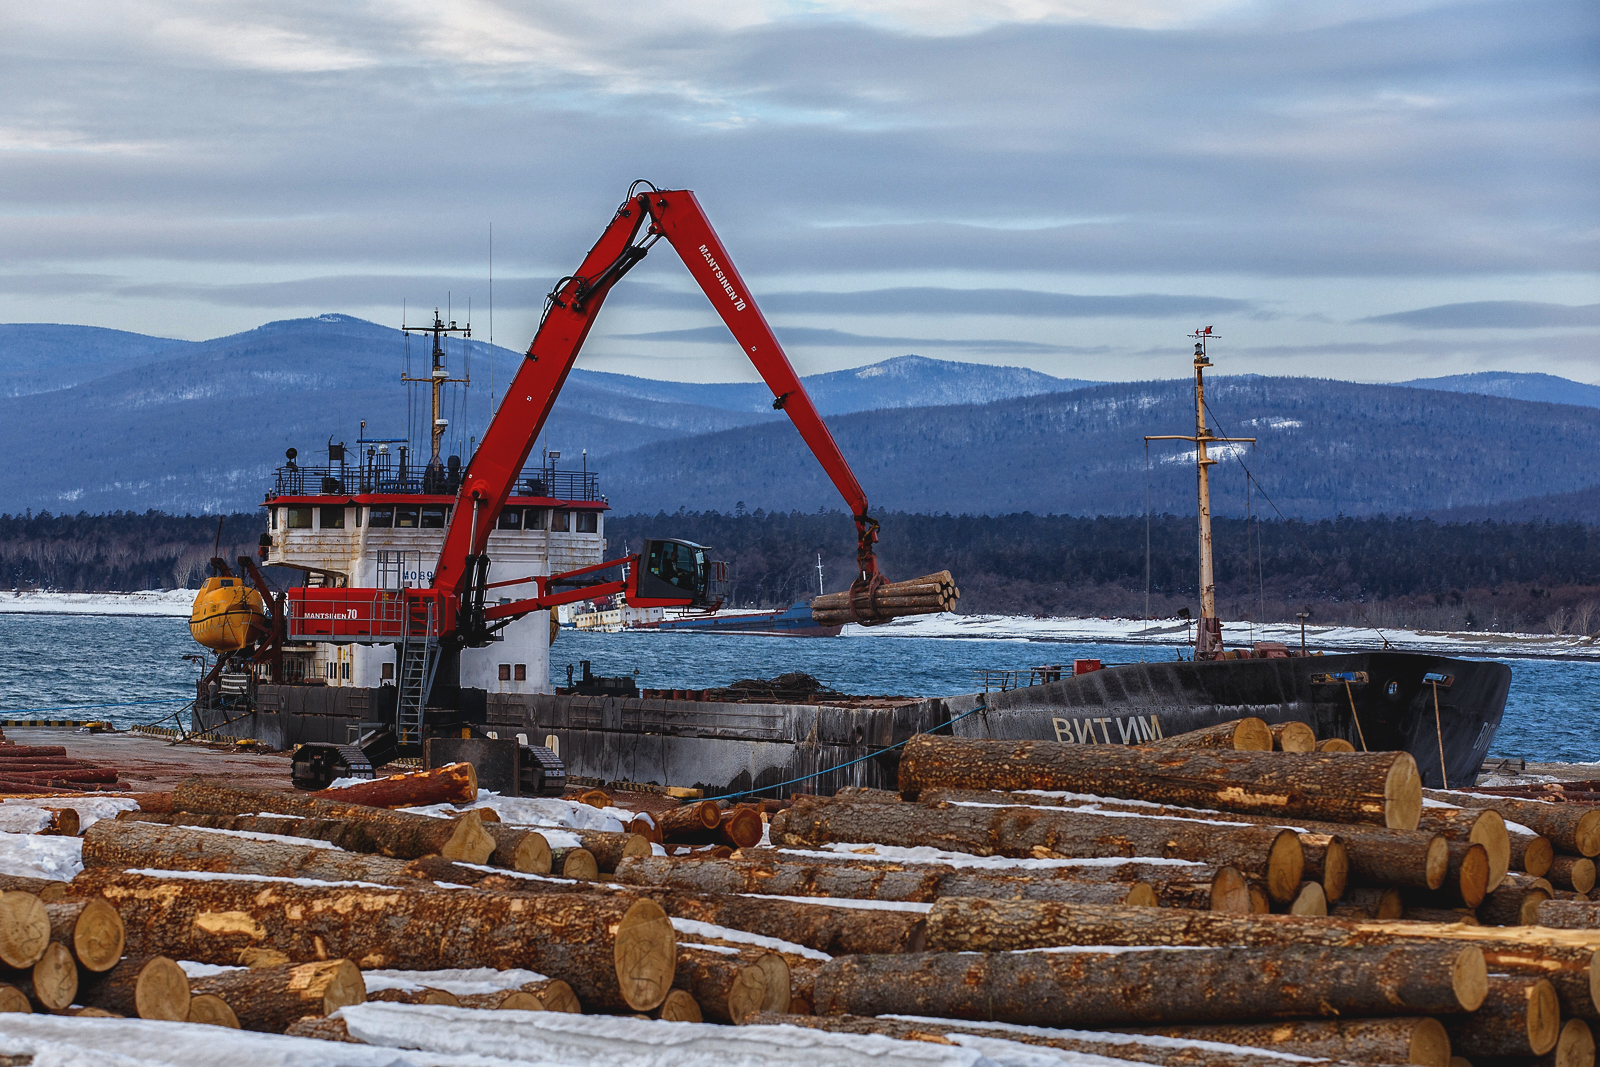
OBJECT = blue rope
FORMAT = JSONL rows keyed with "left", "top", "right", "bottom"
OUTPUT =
{"left": 0, "top": 697, "right": 192, "bottom": 716}
{"left": 705, "top": 697, "right": 989, "bottom": 802}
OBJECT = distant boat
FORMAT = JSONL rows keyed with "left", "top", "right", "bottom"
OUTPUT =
{"left": 644, "top": 601, "right": 841, "bottom": 638}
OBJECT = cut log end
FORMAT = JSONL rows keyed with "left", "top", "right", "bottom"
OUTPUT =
{"left": 1323, "top": 838, "right": 1350, "bottom": 902}
{"left": 0, "top": 890, "right": 51, "bottom": 969}
{"left": 614, "top": 897, "right": 677, "bottom": 1012}
{"left": 1318, "top": 738, "right": 1357, "bottom": 753}
{"left": 497, "top": 991, "right": 543, "bottom": 1011}
{"left": 127, "top": 956, "right": 192, "bottom": 1022}
{"left": 1555, "top": 1018, "right": 1594, "bottom": 1067}
{"left": 318, "top": 959, "right": 367, "bottom": 1015}
{"left": 1210, "top": 866, "right": 1252, "bottom": 913}
{"left": 560, "top": 848, "right": 599, "bottom": 881}
{"left": 1289, "top": 881, "right": 1328, "bottom": 916}
{"left": 1125, "top": 883, "right": 1158, "bottom": 907}
{"left": 1272, "top": 721, "right": 1317, "bottom": 753}
{"left": 1412, "top": 1017, "right": 1452, "bottom": 1067}
{"left": 73, "top": 897, "right": 126, "bottom": 972}
{"left": 1528, "top": 978, "right": 1564, "bottom": 1055}
{"left": 0, "top": 982, "right": 30, "bottom": 1014}
{"left": 1460, "top": 844, "right": 1492, "bottom": 908}
{"left": 440, "top": 811, "right": 496, "bottom": 865}
{"left": 1577, "top": 811, "right": 1600, "bottom": 858}
{"left": 1267, "top": 829, "right": 1307, "bottom": 904}
{"left": 1386, "top": 754, "right": 1424, "bottom": 831}
{"left": 187, "top": 993, "right": 241, "bottom": 1029}
{"left": 537, "top": 980, "right": 581, "bottom": 1014}
{"left": 1525, "top": 837, "right": 1556, "bottom": 878}
{"left": 658, "top": 988, "right": 703, "bottom": 1023}
{"left": 511, "top": 832, "right": 552, "bottom": 875}
{"left": 31, "top": 941, "right": 78, "bottom": 1011}
{"left": 1426, "top": 835, "right": 1451, "bottom": 890}
{"left": 730, "top": 953, "right": 792, "bottom": 1022}
{"left": 1453, "top": 946, "right": 1490, "bottom": 1012}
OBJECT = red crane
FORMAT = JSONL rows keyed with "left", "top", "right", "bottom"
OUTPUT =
{"left": 284, "top": 183, "right": 888, "bottom": 738}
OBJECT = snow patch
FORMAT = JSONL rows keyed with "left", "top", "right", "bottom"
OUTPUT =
{"left": 739, "top": 892, "right": 933, "bottom": 913}
{"left": 0, "top": 830, "right": 83, "bottom": 880}
{"left": 793, "top": 844, "right": 1202, "bottom": 870}
{"left": 177, "top": 961, "right": 245, "bottom": 978}
{"left": 1, "top": 795, "right": 137, "bottom": 831}
{"left": 670, "top": 918, "right": 832, "bottom": 961}
{"left": 880, "top": 1017, "right": 1323, "bottom": 1061}
{"left": 361, "top": 967, "right": 548, "bottom": 996}
{"left": 172, "top": 824, "right": 341, "bottom": 848}
{"left": 124, "top": 868, "right": 392, "bottom": 889}
{"left": 401, "top": 793, "right": 628, "bottom": 834}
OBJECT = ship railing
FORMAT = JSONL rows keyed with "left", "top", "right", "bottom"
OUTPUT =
{"left": 269, "top": 464, "right": 601, "bottom": 501}
{"left": 971, "top": 666, "right": 1067, "bottom": 692}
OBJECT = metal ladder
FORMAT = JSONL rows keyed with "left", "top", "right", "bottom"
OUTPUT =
{"left": 396, "top": 599, "right": 438, "bottom": 746}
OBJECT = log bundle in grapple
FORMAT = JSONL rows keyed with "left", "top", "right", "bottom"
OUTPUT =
{"left": 9, "top": 726, "right": 1600, "bottom": 1067}
{"left": 810, "top": 571, "right": 960, "bottom": 625}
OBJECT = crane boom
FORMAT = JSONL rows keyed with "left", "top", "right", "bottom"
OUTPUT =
{"left": 432, "top": 186, "right": 881, "bottom": 607}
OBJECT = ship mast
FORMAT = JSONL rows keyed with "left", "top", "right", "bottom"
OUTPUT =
{"left": 1145, "top": 330, "right": 1254, "bottom": 660}
{"left": 401, "top": 309, "right": 471, "bottom": 492}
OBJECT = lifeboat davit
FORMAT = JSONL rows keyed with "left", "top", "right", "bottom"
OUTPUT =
{"left": 189, "top": 576, "right": 268, "bottom": 652}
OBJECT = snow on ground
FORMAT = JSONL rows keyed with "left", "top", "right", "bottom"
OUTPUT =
{"left": 397, "top": 792, "right": 631, "bottom": 834}
{"left": 0, "top": 590, "right": 194, "bottom": 617}
{"left": 839, "top": 612, "right": 1600, "bottom": 660}
{"left": 0, "top": 831, "right": 82, "bottom": 880}
{"left": 0, "top": 795, "right": 138, "bottom": 830}
{"left": 361, "top": 967, "right": 548, "bottom": 996}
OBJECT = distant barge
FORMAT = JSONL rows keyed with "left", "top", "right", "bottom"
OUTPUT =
{"left": 644, "top": 602, "right": 840, "bottom": 638}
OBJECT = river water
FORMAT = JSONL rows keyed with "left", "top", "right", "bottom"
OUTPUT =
{"left": 0, "top": 614, "right": 1593, "bottom": 764}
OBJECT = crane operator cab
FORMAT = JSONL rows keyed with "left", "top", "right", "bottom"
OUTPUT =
{"left": 630, "top": 538, "right": 729, "bottom": 608}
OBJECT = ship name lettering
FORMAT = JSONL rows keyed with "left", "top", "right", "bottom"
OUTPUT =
{"left": 1051, "top": 714, "right": 1164, "bottom": 745}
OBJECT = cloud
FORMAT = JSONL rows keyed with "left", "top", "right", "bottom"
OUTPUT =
{"left": 615, "top": 325, "right": 1094, "bottom": 353}
{"left": 1359, "top": 302, "right": 1600, "bottom": 329}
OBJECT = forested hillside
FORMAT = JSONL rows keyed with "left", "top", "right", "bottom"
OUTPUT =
{"left": 0, "top": 512, "right": 263, "bottom": 592}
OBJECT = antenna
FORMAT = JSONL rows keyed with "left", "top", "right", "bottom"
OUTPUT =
{"left": 816, "top": 552, "right": 824, "bottom": 596}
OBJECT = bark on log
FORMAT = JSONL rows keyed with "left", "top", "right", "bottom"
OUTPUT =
{"left": 311, "top": 762, "right": 477, "bottom": 808}
{"left": 1480, "top": 881, "right": 1553, "bottom": 926}
{"left": 83, "top": 819, "right": 434, "bottom": 885}
{"left": 368, "top": 986, "right": 462, "bottom": 1006}
{"left": 283, "top": 1016, "right": 360, "bottom": 1042}
{"left": 523, "top": 978, "right": 581, "bottom": 1013}
{"left": 661, "top": 892, "right": 926, "bottom": 956}
{"left": 811, "top": 944, "right": 1487, "bottom": 1026}
{"left": 483, "top": 825, "right": 553, "bottom": 874}
{"left": 78, "top": 955, "right": 190, "bottom": 1021}
{"left": 1422, "top": 808, "right": 1511, "bottom": 892}
{"left": 1120, "top": 1017, "right": 1452, "bottom": 1067}
{"left": 576, "top": 831, "right": 652, "bottom": 872}
{"left": 186, "top": 993, "right": 240, "bottom": 1028}
{"left": 739, "top": 1013, "right": 1393, "bottom": 1067}
{"left": 1147, "top": 718, "right": 1273, "bottom": 752}
{"left": 0, "top": 746, "right": 67, "bottom": 757}
{"left": 1444, "top": 976, "right": 1561, "bottom": 1057}
{"left": 551, "top": 847, "right": 599, "bottom": 880}
{"left": 455, "top": 990, "right": 540, "bottom": 1010}
{"left": 1535, "top": 900, "right": 1600, "bottom": 930}
{"left": 899, "top": 735, "right": 1423, "bottom": 829}
{"left": 0, "top": 890, "right": 50, "bottom": 968}
{"left": 770, "top": 798, "right": 1305, "bottom": 904}
{"left": 923, "top": 898, "right": 1599, "bottom": 1019}
{"left": 5, "top": 941, "right": 76, "bottom": 1011}
{"left": 0, "top": 876, "right": 64, "bottom": 902}
{"left": 1407, "top": 908, "right": 1481, "bottom": 925}
{"left": 1427, "top": 791, "right": 1600, "bottom": 858}
{"left": 0, "top": 982, "right": 29, "bottom": 1013}
{"left": 1407, "top": 842, "right": 1492, "bottom": 909}
{"left": 70, "top": 870, "right": 678, "bottom": 1012}
{"left": 659, "top": 801, "right": 722, "bottom": 838}
{"left": 168, "top": 778, "right": 495, "bottom": 863}
{"left": 1332, "top": 887, "right": 1406, "bottom": 920}
{"left": 736, "top": 844, "right": 1216, "bottom": 891}
{"left": 45, "top": 897, "right": 124, "bottom": 972}
{"left": 1153, "top": 867, "right": 1251, "bottom": 912}
{"left": 1515, "top": 832, "right": 1557, "bottom": 878}
{"left": 1272, "top": 722, "right": 1318, "bottom": 753}
{"left": 1550, "top": 857, "right": 1598, "bottom": 895}
{"left": 674, "top": 945, "right": 790, "bottom": 1023}
{"left": 189, "top": 959, "right": 366, "bottom": 1032}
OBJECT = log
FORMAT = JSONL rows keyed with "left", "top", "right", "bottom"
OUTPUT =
{"left": 1332, "top": 887, "right": 1405, "bottom": 920}
{"left": 674, "top": 945, "right": 790, "bottom": 1023}
{"left": 455, "top": 990, "right": 541, "bottom": 1010}
{"left": 186, "top": 993, "right": 241, "bottom": 1028}
{"left": 78, "top": 955, "right": 190, "bottom": 1021}
{"left": 71, "top": 870, "right": 678, "bottom": 1012}
{"left": 283, "top": 1016, "right": 360, "bottom": 1042}
{"left": 656, "top": 988, "right": 703, "bottom": 1021}
{"left": 524, "top": 978, "right": 581, "bottom": 1013}
{"left": 1151, "top": 867, "right": 1251, "bottom": 912}
{"left": 1301, "top": 833, "right": 1350, "bottom": 901}
{"left": 923, "top": 898, "right": 1599, "bottom": 1019}
{"left": 628, "top": 815, "right": 662, "bottom": 846}
{"left": 483, "top": 825, "right": 553, "bottom": 874}
{"left": 0, "top": 982, "right": 29, "bottom": 1013}
{"left": 1550, "top": 857, "right": 1599, "bottom": 895}
{"left": 552, "top": 847, "right": 599, "bottom": 880}
{"left": 1481, "top": 878, "right": 1554, "bottom": 926}
{"left": 41, "top": 808, "right": 80, "bottom": 836}
{"left": 369, "top": 986, "right": 463, "bottom": 1006}
{"left": 1422, "top": 808, "right": 1511, "bottom": 892}
{"left": 45, "top": 897, "right": 124, "bottom": 971}
{"left": 1427, "top": 791, "right": 1600, "bottom": 858}
{"left": 136, "top": 792, "right": 175, "bottom": 813}
{"left": 0, "top": 876, "right": 65, "bottom": 901}
{"left": 7, "top": 941, "right": 77, "bottom": 1011}
{"left": 1271, "top": 721, "right": 1317, "bottom": 752}
{"left": 1421, "top": 842, "right": 1493, "bottom": 909}
{"left": 83, "top": 819, "right": 433, "bottom": 885}
{"left": 811, "top": 944, "right": 1487, "bottom": 1025}
{"left": 576, "top": 831, "right": 652, "bottom": 872}
{"left": 719, "top": 808, "right": 764, "bottom": 849}
{"left": 0, "top": 890, "right": 50, "bottom": 968}
{"left": 189, "top": 959, "right": 365, "bottom": 1032}
{"left": 1288, "top": 881, "right": 1329, "bottom": 916}
{"left": 1319, "top": 738, "right": 1358, "bottom": 752}
{"left": 1445, "top": 976, "right": 1561, "bottom": 1057}
{"left": 659, "top": 800, "right": 723, "bottom": 838}
{"left": 1119, "top": 1017, "right": 1452, "bottom": 1067}
{"left": 1408, "top": 908, "right": 1481, "bottom": 925}
{"left": 1515, "top": 832, "right": 1557, "bottom": 878}
{"left": 168, "top": 778, "right": 495, "bottom": 863}
{"left": 0, "top": 746, "right": 67, "bottom": 757}
{"left": 900, "top": 735, "right": 1423, "bottom": 829}
{"left": 1536, "top": 900, "right": 1600, "bottom": 930}
{"left": 770, "top": 798, "right": 1306, "bottom": 904}
{"left": 662, "top": 892, "right": 926, "bottom": 956}
{"left": 311, "top": 762, "right": 477, "bottom": 807}
{"left": 1147, "top": 718, "right": 1273, "bottom": 752}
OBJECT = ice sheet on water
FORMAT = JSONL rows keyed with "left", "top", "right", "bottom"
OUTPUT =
{"left": 0, "top": 831, "right": 82, "bottom": 880}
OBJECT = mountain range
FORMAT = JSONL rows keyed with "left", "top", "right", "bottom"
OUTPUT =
{"left": 2, "top": 315, "right": 1599, "bottom": 519}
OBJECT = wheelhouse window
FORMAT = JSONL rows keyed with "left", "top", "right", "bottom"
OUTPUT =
{"left": 526, "top": 508, "right": 545, "bottom": 530}
{"left": 395, "top": 506, "right": 419, "bottom": 529}
{"left": 497, "top": 508, "right": 522, "bottom": 530}
{"left": 420, "top": 506, "right": 447, "bottom": 529}
{"left": 551, "top": 509, "right": 570, "bottom": 532}
{"left": 367, "top": 505, "right": 394, "bottom": 528}
{"left": 285, "top": 507, "right": 313, "bottom": 529}
{"left": 320, "top": 506, "right": 345, "bottom": 529}
{"left": 575, "top": 511, "right": 598, "bottom": 534}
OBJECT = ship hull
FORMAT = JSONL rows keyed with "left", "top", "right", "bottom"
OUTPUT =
{"left": 203, "top": 649, "right": 1507, "bottom": 793}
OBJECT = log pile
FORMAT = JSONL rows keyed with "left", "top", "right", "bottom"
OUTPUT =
{"left": 0, "top": 742, "right": 129, "bottom": 793}
{"left": 810, "top": 571, "right": 960, "bottom": 625}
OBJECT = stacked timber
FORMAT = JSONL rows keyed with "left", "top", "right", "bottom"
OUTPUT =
{"left": 0, "top": 744, "right": 128, "bottom": 793}
{"left": 810, "top": 571, "right": 960, "bottom": 625}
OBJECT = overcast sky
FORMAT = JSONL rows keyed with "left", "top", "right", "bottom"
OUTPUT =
{"left": 3, "top": 0, "right": 1595, "bottom": 384}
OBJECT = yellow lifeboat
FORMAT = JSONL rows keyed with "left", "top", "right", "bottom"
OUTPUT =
{"left": 189, "top": 576, "right": 268, "bottom": 652}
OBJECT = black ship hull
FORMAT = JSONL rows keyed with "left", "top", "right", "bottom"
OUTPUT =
{"left": 200, "top": 649, "right": 1507, "bottom": 794}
